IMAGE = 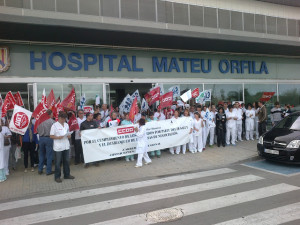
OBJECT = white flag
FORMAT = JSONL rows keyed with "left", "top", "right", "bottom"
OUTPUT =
{"left": 131, "top": 89, "right": 141, "bottom": 102}
{"left": 95, "top": 94, "right": 100, "bottom": 105}
{"left": 9, "top": 105, "right": 32, "bottom": 135}
{"left": 204, "top": 89, "right": 212, "bottom": 101}
{"left": 120, "top": 94, "right": 132, "bottom": 113}
{"left": 141, "top": 98, "right": 149, "bottom": 112}
{"left": 168, "top": 85, "right": 180, "bottom": 98}
{"left": 180, "top": 89, "right": 192, "bottom": 102}
{"left": 80, "top": 93, "right": 86, "bottom": 109}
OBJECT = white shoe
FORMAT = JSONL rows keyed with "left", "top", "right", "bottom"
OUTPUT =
{"left": 130, "top": 158, "right": 135, "bottom": 161}
{"left": 251, "top": 138, "right": 254, "bottom": 141}
{"left": 125, "top": 158, "right": 130, "bottom": 162}
{"left": 43, "top": 165, "right": 46, "bottom": 169}
{"left": 145, "top": 161, "right": 152, "bottom": 165}
{"left": 135, "top": 165, "right": 142, "bottom": 168}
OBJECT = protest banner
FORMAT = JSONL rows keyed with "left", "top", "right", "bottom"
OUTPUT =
{"left": 145, "top": 86, "right": 160, "bottom": 106}
{"left": 61, "top": 88, "right": 76, "bottom": 111}
{"left": 81, "top": 117, "right": 191, "bottom": 163}
{"left": 159, "top": 91, "right": 173, "bottom": 109}
{"left": 191, "top": 88, "right": 200, "bottom": 98}
{"left": 9, "top": 105, "right": 32, "bottom": 135}
{"left": 259, "top": 92, "right": 275, "bottom": 102}
{"left": 1, "top": 91, "right": 16, "bottom": 118}
{"left": 47, "top": 89, "right": 56, "bottom": 109}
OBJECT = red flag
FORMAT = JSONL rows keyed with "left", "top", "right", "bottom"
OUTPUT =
{"left": 54, "top": 101, "right": 64, "bottom": 122}
{"left": 68, "top": 113, "right": 79, "bottom": 131}
{"left": 159, "top": 91, "right": 173, "bottom": 109}
{"left": 109, "top": 104, "right": 114, "bottom": 117}
{"left": 33, "top": 90, "right": 49, "bottom": 133}
{"left": 259, "top": 92, "right": 275, "bottom": 102}
{"left": 13, "top": 92, "right": 24, "bottom": 106}
{"left": 1, "top": 91, "right": 16, "bottom": 118}
{"left": 61, "top": 88, "right": 76, "bottom": 111}
{"left": 191, "top": 88, "right": 200, "bottom": 98}
{"left": 146, "top": 87, "right": 160, "bottom": 106}
{"left": 47, "top": 89, "right": 56, "bottom": 110}
{"left": 129, "top": 97, "right": 138, "bottom": 123}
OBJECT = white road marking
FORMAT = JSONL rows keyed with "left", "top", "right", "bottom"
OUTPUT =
{"left": 92, "top": 183, "right": 299, "bottom": 225}
{"left": 0, "top": 174, "right": 262, "bottom": 225}
{"left": 0, "top": 168, "right": 235, "bottom": 212}
{"left": 215, "top": 202, "right": 300, "bottom": 225}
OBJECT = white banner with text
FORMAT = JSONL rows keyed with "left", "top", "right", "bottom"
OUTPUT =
{"left": 81, "top": 117, "right": 191, "bottom": 163}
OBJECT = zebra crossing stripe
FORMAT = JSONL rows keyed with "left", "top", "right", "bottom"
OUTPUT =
{"left": 92, "top": 183, "right": 299, "bottom": 225}
{"left": 215, "top": 202, "right": 300, "bottom": 225}
{"left": 0, "top": 168, "right": 235, "bottom": 212}
{"left": 0, "top": 175, "right": 262, "bottom": 225}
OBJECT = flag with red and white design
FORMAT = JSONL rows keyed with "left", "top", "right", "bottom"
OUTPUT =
{"left": 9, "top": 105, "right": 32, "bottom": 135}
{"left": 1, "top": 91, "right": 16, "bottom": 118}
{"left": 68, "top": 113, "right": 79, "bottom": 131}
{"left": 47, "top": 89, "right": 56, "bottom": 110}
{"left": 13, "top": 91, "right": 24, "bottom": 107}
{"left": 145, "top": 86, "right": 160, "bottom": 106}
{"left": 159, "top": 91, "right": 173, "bottom": 109}
{"left": 129, "top": 97, "right": 138, "bottom": 123}
{"left": 259, "top": 92, "right": 275, "bottom": 102}
{"left": 33, "top": 89, "right": 49, "bottom": 133}
{"left": 61, "top": 88, "right": 76, "bottom": 111}
{"left": 191, "top": 88, "right": 200, "bottom": 98}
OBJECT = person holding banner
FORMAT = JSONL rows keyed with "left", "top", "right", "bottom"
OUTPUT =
{"left": 50, "top": 112, "right": 74, "bottom": 183}
{"left": 147, "top": 112, "right": 161, "bottom": 158}
{"left": 134, "top": 118, "right": 152, "bottom": 168}
{"left": 193, "top": 112, "right": 204, "bottom": 153}
{"left": 169, "top": 110, "right": 181, "bottom": 155}
{"left": 182, "top": 109, "right": 194, "bottom": 154}
{"left": 226, "top": 105, "right": 237, "bottom": 146}
{"left": 22, "top": 118, "right": 39, "bottom": 173}
{"left": 121, "top": 113, "right": 135, "bottom": 162}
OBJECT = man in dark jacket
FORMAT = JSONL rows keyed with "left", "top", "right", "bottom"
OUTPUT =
{"left": 258, "top": 101, "right": 267, "bottom": 136}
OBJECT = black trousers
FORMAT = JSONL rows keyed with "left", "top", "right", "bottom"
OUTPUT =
{"left": 74, "top": 139, "right": 84, "bottom": 164}
{"left": 217, "top": 129, "right": 226, "bottom": 147}
{"left": 23, "top": 142, "right": 36, "bottom": 168}
{"left": 258, "top": 121, "right": 267, "bottom": 136}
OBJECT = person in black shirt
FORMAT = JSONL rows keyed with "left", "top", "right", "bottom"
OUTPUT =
{"left": 80, "top": 112, "right": 99, "bottom": 168}
{"left": 216, "top": 107, "right": 227, "bottom": 147}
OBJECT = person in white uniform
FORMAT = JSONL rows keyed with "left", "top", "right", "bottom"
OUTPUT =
{"left": 226, "top": 105, "right": 237, "bottom": 146}
{"left": 245, "top": 104, "right": 255, "bottom": 141}
{"left": 0, "top": 124, "right": 7, "bottom": 182}
{"left": 181, "top": 109, "right": 194, "bottom": 154}
{"left": 154, "top": 107, "right": 166, "bottom": 121}
{"left": 234, "top": 102, "right": 243, "bottom": 142}
{"left": 134, "top": 118, "right": 152, "bottom": 168}
{"left": 193, "top": 112, "right": 204, "bottom": 153}
{"left": 208, "top": 105, "right": 217, "bottom": 147}
{"left": 1, "top": 119, "right": 11, "bottom": 176}
{"left": 201, "top": 106, "right": 209, "bottom": 150}
{"left": 169, "top": 110, "right": 181, "bottom": 154}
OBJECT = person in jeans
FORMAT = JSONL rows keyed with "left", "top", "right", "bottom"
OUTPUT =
{"left": 270, "top": 101, "right": 282, "bottom": 126}
{"left": 50, "top": 111, "right": 74, "bottom": 183}
{"left": 258, "top": 101, "right": 267, "bottom": 136}
{"left": 22, "top": 118, "right": 38, "bottom": 173}
{"left": 37, "top": 109, "right": 54, "bottom": 175}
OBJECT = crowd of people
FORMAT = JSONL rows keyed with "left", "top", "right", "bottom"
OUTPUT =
{"left": 0, "top": 100, "right": 293, "bottom": 183}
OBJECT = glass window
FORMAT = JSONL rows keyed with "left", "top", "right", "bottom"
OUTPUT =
{"left": 81, "top": 84, "right": 103, "bottom": 106}
{"left": 32, "top": 0, "right": 55, "bottom": 11}
{"left": 5, "top": 0, "right": 23, "bottom": 8}
{"left": 279, "top": 84, "right": 300, "bottom": 110}
{"left": 275, "top": 115, "right": 299, "bottom": 130}
{"left": 157, "top": 0, "right": 173, "bottom": 23}
{"left": 204, "top": 84, "right": 243, "bottom": 105}
{"left": 288, "top": 19, "right": 297, "bottom": 36}
{"left": 255, "top": 14, "right": 266, "bottom": 33}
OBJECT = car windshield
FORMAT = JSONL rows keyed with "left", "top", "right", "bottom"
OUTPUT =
{"left": 274, "top": 115, "right": 300, "bottom": 130}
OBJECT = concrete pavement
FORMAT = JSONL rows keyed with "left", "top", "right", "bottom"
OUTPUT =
{"left": 0, "top": 140, "right": 258, "bottom": 201}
